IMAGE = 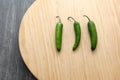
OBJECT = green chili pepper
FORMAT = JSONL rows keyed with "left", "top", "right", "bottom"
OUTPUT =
{"left": 83, "top": 15, "right": 98, "bottom": 51}
{"left": 55, "top": 16, "right": 63, "bottom": 52}
{"left": 68, "top": 17, "right": 81, "bottom": 51}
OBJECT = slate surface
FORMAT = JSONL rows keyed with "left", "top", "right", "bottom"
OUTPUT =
{"left": 0, "top": 0, "right": 37, "bottom": 80}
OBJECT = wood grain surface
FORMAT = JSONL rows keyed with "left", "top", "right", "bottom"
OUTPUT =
{"left": 19, "top": 0, "right": 120, "bottom": 80}
{"left": 0, "top": 0, "right": 37, "bottom": 80}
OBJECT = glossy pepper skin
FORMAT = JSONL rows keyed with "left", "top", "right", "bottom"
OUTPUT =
{"left": 55, "top": 16, "right": 63, "bottom": 52}
{"left": 68, "top": 17, "right": 81, "bottom": 51}
{"left": 73, "top": 21, "right": 81, "bottom": 51}
{"left": 84, "top": 15, "right": 97, "bottom": 51}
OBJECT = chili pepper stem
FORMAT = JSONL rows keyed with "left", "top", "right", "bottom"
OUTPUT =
{"left": 83, "top": 15, "right": 91, "bottom": 21}
{"left": 56, "top": 16, "right": 61, "bottom": 22}
{"left": 67, "top": 17, "right": 76, "bottom": 22}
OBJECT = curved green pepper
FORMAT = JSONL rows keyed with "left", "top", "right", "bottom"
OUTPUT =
{"left": 68, "top": 17, "right": 81, "bottom": 51}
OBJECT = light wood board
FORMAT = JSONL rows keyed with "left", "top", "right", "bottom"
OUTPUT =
{"left": 19, "top": 0, "right": 120, "bottom": 80}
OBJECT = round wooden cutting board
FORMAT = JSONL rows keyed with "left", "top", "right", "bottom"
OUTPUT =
{"left": 19, "top": 0, "right": 120, "bottom": 80}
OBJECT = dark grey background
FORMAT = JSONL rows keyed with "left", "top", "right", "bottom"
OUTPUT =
{"left": 0, "top": 0, "right": 37, "bottom": 80}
